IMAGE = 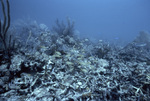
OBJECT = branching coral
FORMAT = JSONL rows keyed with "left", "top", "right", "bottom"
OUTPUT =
{"left": 52, "top": 17, "right": 75, "bottom": 37}
{"left": 0, "top": 0, "right": 14, "bottom": 59}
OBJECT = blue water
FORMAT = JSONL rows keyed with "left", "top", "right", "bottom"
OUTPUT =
{"left": 9, "top": 0, "right": 150, "bottom": 45}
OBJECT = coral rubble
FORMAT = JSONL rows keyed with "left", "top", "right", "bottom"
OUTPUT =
{"left": 0, "top": 20, "right": 150, "bottom": 101}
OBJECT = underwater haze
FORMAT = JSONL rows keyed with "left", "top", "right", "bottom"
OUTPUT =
{"left": 1, "top": 0, "right": 150, "bottom": 100}
{"left": 9, "top": 0, "right": 150, "bottom": 45}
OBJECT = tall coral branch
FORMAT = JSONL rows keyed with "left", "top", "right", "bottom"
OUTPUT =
{"left": 0, "top": 0, "right": 10, "bottom": 50}
{"left": 0, "top": 0, "right": 11, "bottom": 58}
{"left": 4, "top": 0, "right": 10, "bottom": 39}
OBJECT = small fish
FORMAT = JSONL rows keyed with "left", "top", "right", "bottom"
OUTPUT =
{"left": 135, "top": 43, "right": 147, "bottom": 47}
{"left": 40, "top": 45, "right": 48, "bottom": 49}
{"left": 114, "top": 37, "right": 119, "bottom": 40}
